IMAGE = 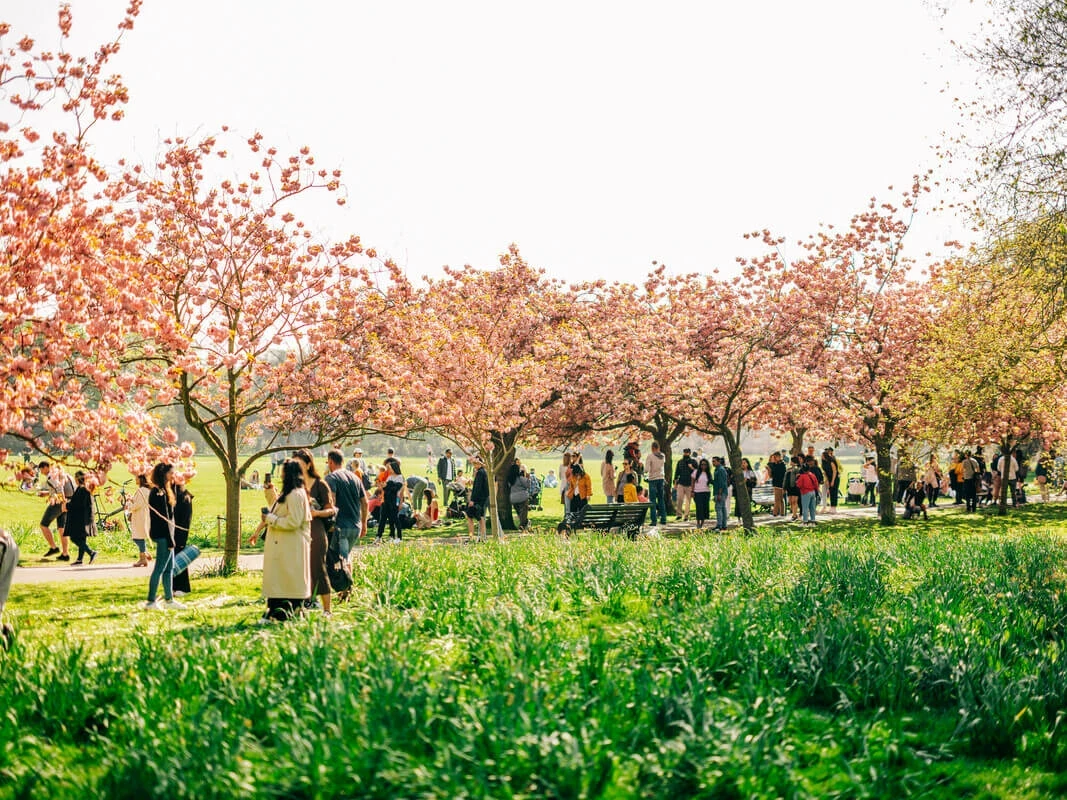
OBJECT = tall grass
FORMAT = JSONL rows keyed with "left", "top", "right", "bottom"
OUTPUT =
{"left": 4, "top": 522, "right": 1067, "bottom": 797}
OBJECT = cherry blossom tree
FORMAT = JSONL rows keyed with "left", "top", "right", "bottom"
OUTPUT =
{"left": 0, "top": 3, "right": 178, "bottom": 475}
{"left": 121, "top": 130, "right": 395, "bottom": 570}
{"left": 811, "top": 186, "right": 942, "bottom": 525}
{"left": 400, "top": 246, "right": 573, "bottom": 534}
{"left": 545, "top": 274, "right": 693, "bottom": 511}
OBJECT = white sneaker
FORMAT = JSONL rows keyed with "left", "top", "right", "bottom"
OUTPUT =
{"left": 143, "top": 600, "right": 163, "bottom": 610}
{"left": 173, "top": 590, "right": 188, "bottom": 597}
{"left": 164, "top": 599, "right": 187, "bottom": 609}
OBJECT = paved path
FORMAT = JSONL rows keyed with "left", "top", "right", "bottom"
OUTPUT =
{"left": 8, "top": 500, "right": 900, "bottom": 585}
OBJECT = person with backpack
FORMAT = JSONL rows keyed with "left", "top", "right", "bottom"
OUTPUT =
{"left": 785, "top": 456, "right": 802, "bottom": 521}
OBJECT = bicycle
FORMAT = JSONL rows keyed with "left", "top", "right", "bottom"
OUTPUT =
{"left": 94, "top": 480, "right": 133, "bottom": 534}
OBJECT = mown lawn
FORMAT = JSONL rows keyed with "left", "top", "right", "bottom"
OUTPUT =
{"left": 3, "top": 505, "right": 1067, "bottom": 798}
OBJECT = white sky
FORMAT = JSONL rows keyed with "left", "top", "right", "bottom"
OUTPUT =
{"left": 7, "top": 0, "right": 986, "bottom": 284}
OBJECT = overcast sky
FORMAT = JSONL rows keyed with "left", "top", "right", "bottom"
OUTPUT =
{"left": 8, "top": 0, "right": 986, "bottom": 284}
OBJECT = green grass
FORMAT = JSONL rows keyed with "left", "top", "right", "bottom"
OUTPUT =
{"left": 4, "top": 508, "right": 1067, "bottom": 797}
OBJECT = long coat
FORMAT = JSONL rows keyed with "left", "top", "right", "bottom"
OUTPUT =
{"left": 262, "top": 487, "right": 311, "bottom": 600}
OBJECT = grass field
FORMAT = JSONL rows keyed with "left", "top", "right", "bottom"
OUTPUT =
{"left": 3, "top": 504, "right": 1067, "bottom": 797}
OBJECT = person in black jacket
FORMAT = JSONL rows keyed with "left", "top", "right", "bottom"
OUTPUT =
{"left": 466, "top": 455, "right": 490, "bottom": 543}
{"left": 66, "top": 471, "right": 97, "bottom": 565}
{"left": 145, "top": 462, "right": 182, "bottom": 610}
{"left": 172, "top": 481, "right": 194, "bottom": 596}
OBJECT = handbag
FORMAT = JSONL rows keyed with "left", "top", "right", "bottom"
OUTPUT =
{"left": 325, "top": 537, "right": 352, "bottom": 593}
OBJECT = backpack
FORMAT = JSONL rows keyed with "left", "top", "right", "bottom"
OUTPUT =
{"left": 785, "top": 469, "right": 797, "bottom": 491}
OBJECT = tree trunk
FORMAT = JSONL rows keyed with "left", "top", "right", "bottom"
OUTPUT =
{"left": 492, "top": 447, "right": 518, "bottom": 531}
{"left": 659, "top": 439, "right": 675, "bottom": 517}
{"left": 485, "top": 456, "right": 504, "bottom": 541}
{"left": 875, "top": 436, "right": 896, "bottom": 526}
{"left": 489, "top": 431, "right": 518, "bottom": 531}
{"left": 790, "top": 427, "right": 806, "bottom": 457}
{"left": 721, "top": 428, "right": 755, "bottom": 532}
{"left": 223, "top": 467, "right": 242, "bottom": 574}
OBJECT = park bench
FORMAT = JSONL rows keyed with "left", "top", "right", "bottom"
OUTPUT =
{"left": 557, "top": 503, "right": 651, "bottom": 539}
{"left": 750, "top": 485, "right": 775, "bottom": 513}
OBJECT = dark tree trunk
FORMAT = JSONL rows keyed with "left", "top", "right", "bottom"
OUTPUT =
{"left": 790, "top": 427, "right": 806, "bottom": 458}
{"left": 490, "top": 430, "right": 519, "bottom": 531}
{"left": 721, "top": 427, "right": 754, "bottom": 532}
{"left": 875, "top": 436, "right": 896, "bottom": 526}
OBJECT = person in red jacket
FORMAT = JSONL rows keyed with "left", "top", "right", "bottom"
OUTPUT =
{"left": 796, "top": 464, "right": 820, "bottom": 526}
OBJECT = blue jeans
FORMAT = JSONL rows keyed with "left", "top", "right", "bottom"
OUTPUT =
{"left": 647, "top": 479, "right": 666, "bottom": 525}
{"left": 334, "top": 526, "right": 357, "bottom": 558}
{"left": 714, "top": 494, "right": 728, "bottom": 529}
{"left": 147, "top": 538, "right": 174, "bottom": 602}
{"left": 801, "top": 492, "right": 817, "bottom": 523}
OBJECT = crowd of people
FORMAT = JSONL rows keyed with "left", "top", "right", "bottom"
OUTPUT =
{"left": 5, "top": 440, "right": 1059, "bottom": 631}
{"left": 567, "top": 442, "right": 1060, "bottom": 530}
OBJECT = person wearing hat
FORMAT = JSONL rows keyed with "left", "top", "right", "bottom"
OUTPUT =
{"left": 348, "top": 448, "right": 367, "bottom": 475}
{"left": 437, "top": 448, "right": 458, "bottom": 507}
{"left": 466, "top": 454, "right": 490, "bottom": 543}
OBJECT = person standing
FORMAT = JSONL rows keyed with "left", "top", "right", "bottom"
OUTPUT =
{"left": 922, "top": 454, "right": 942, "bottom": 508}
{"left": 821, "top": 448, "right": 841, "bottom": 513}
{"left": 768, "top": 452, "right": 787, "bottom": 516}
{"left": 644, "top": 442, "right": 668, "bottom": 527}
{"left": 292, "top": 449, "right": 335, "bottom": 614}
{"left": 1035, "top": 452, "right": 1052, "bottom": 502}
{"left": 65, "top": 471, "right": 98, "bottom": 566}
{"left": 961, "top": 450, "right": 980, "bottom": 512}
{"left": 436, "top": 448, "right": 458, "bottom": 508}
{"left": 145, "top": 463, "right": 183, "bottom": 610}
{"left": 559, "top": 453, "right": 573, "bottom": 515}
{"left": 37, "top": 461, "right": 73, "bottom": 560}
{"left": 691, "top": 458, "right": 712, "bottom": 529}
{"left": 171, "top": 479, "right": 194, "bottom": 596}
{"left": 129, "top": 474, "right": 152, "bottom": 567}
{"left": 601, "top": 450, "right": 617, "bottom": 504}
{"left": 324, "top": 449, "right": 368, "bottom": 558}
{"left": 796, "top": 463, "right": 820, "bottom": 525}
{"left": 861, "top": 458, "right": 878, "bottom": 506}
{"left": 466, "top": 455, "right": 490, "bottom": 543}
{"left": 508, "top": 462, "right": 532, "bottom": 531}
{"left": 378, "top": 459, "right": 405, "bottom": 543}
{"left": 260, "top": 459, "right": 312, "bottom": 622}
{"left": 785, "top": 456, "right": 802, "bottom": 520}
{"left": 673, "top": 447, "right": 697, "bottom": 522}
{"left": 712, "top": 456, "right": 730, "bottom": 531}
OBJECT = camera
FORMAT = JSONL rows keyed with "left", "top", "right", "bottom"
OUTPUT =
{"left": 261, "top": 507, "right": 269, "bottom": 516}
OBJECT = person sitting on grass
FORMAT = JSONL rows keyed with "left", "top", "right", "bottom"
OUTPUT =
{"left": 902, "top": 479, "right": 928, "bottom": 521}
{"left": 415, "top": 489, "right": 440, "bottom": 529}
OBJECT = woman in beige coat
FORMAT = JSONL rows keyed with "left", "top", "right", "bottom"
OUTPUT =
{"left": 260, "top": 459, "right": 311, "bottom": 622}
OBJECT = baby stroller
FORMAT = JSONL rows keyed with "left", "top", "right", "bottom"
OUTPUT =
{"left": 845, "top": 473, "right": 864, "bottom": 504}
{"left": 446, "top": 481, "right": 469, "bottom": 519}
